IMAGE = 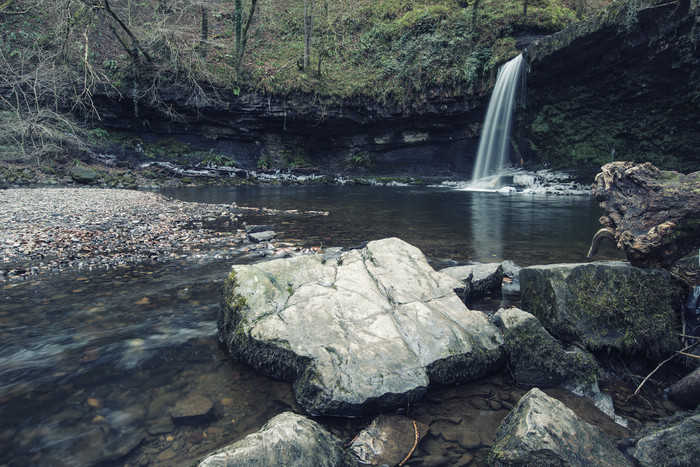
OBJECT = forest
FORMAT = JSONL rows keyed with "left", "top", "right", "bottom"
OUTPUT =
{"left": 0, "top": 0, "right": 612, "bottom": 168}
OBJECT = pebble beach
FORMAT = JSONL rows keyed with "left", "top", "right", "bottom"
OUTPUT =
{"left": 0, "top": 188, "right": 245, "bottom": 280}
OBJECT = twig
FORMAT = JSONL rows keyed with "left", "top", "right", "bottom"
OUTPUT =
{"left": 677, "top": 351, "right": 700, "bottom": 360}
{"left": 398, "top": 420, "right": 419, "bottom": 467}
{"left": 627, "top": 341, "right": 700, "bottom": 401}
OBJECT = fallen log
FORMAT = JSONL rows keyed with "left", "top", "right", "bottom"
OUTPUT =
{"left": 588, "top": 161, "right": 700, "bottom": 269}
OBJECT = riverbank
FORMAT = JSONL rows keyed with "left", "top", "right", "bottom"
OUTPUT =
{"left": 0, "top": 187, "right": 247, "bottom": 281}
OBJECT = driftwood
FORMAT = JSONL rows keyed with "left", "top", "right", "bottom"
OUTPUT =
{"left": 587, "top": 162, "right": 700, "bottom": 269}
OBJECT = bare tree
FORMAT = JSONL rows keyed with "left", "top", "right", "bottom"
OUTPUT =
{"left": 303, "top": 0, "right": 314, "bottom": 71}
{"left": 232, "top": 0, "right": 258, "bottom": 77}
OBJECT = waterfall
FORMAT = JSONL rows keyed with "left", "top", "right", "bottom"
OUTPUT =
{"left": 471, "top": 54, "right": 525, "bottom": 188}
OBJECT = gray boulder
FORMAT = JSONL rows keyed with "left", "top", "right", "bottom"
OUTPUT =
{"left": 492, "top": 307, "right": 600, "bottom": 388}
{"left": 488, "top": 388, "right": 631, "bottom": 466}
{"left": 195, "top": 412, "right": 356, "bottom": 467}
{"left": 634, "top": 409, "right": 700, "bottom": 467}
{"left": 219, "top": 237, "right": 504, "bottom": 416}
{"left": 520, "top": 261, "right": 678, "bottom": 359}
{"left": 666, "top": 366, "right": 700, "bottom": 409}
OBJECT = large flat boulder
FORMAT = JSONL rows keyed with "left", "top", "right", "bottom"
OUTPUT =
{"left": 520, "top": 261, "right": 678, "bottom": 359}
{"left": 219, "top": 237, "right": 504, "bottom": 416}
{"left": 488, "top": 388, "right": 631, "bottom": 467}
{"left": 195, "top": 412, "right": 357, "bottom": 467}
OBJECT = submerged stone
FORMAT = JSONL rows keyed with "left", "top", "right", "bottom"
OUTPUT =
{"left": 195, "top": 412, "right": 356, "bottom": 467}
{"left": 520, "top": 261, "right": 679, "bottom": 359}
{"left": 492, "top": 307, "right": 600, "bottom": 388}
{"left": 349, "top": 414, "right": 428, "bottom": 466}
{"left": 169, "top": 394, "right": 213, "bottom": 424}
{"left": 488, "top": 388, "right": 631, "bottom": 467}
{"left": 218, "top": 237, "right": 504, "bottom": 416}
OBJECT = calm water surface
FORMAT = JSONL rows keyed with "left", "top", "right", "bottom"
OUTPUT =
{"left": 2, "top": 186, "right": 638, "bottom": 466}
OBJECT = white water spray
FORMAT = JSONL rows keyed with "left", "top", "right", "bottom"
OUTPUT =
{"left": 471, "top": 54, "right": 525, "bottom": 188}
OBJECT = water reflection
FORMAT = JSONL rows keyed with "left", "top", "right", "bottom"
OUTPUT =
{"left": 470, "top": 192, "right": 504, "bottom": 260}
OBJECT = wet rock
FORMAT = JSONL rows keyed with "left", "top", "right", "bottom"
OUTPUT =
{"left": 633, "top": 409, "right": 700, "bottom": 467}
{"left": 350, "top": 414, "right": 428, "bottom": 466}
{"left": 520, "top": 261, "right": 678, "bottom": 359}
{"left": 492, "top": 307, "right": 600, "bottom": 388}
{"left": 440, "top": 262, "right": 504, "bottom": 300}
{"left": 666, "top": 366, "right": 700, "bottom": 409}
{"left": 219, "top": 237, "right": 504, "bottom": 416}
{"left": 169, "top": 394, "right": 213, "bottom": 424}
{"left": 246, "top": 224, "right": 277, "bottom": 243}
{"left": 195, "top": 412, "right": 357, "bottom": 467}
{"left": 248, "top": 230, "right": 276, "bottom": 243}
{"left": 245, "top": 224, "right": 276, "bottom": 234}
{"left": 489, "top": 388, "right": 631, "bottom": 466}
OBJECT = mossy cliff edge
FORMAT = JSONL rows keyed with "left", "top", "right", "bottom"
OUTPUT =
{"left": 522, "top": 1, "right": 700, "bottom": 178}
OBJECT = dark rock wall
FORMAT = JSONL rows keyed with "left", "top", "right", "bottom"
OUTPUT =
{"left": 522, "top": 0, "right": 700, "bottom": 177}
{"left": 95, "top": 91, "right": 487, "bottom": 177}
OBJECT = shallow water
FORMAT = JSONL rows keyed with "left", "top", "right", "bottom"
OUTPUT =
{"left": 2, "top": 185, "right": 659, "bottom": 467}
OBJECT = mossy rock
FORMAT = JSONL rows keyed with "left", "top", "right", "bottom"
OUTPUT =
{"left": 492, "top": 307, "right": 600, "bottom": 388}
{"left": 70, "top": 166, "right": 100, "bottom": 184}
{"left": 520, "top": 261, "right": 679, "bottom": 360}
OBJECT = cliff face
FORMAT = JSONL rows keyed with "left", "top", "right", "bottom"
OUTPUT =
{"left": 96, "top": 89, "right": 489, "bottom": 178}
{"left": 521, "top": 0, "right": 700, "bottom": 176}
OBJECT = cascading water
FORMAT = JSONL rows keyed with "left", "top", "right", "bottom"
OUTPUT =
{"left": 471, "top": 54, "right": 525, "bottom": 188}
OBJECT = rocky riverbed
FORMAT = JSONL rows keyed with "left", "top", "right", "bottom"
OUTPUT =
{"left": 0, "top": 188, "right": 247, "bottom": 280}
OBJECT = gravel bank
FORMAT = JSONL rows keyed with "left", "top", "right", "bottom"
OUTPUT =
{"left": 1, "top": 188, "right": 245, "bottom": 280}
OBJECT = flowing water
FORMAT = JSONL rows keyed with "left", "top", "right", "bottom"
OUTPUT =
{"left": 471, "top": 55, "right": 525, "bottom": 188}
{"left": 2, "top": 185, "right": 676, "bottom": 466}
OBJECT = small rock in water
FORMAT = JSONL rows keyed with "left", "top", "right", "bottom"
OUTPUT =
{"left": 169, "top": 395, "right": 214, "bottom": 424}
{"left": 350, "top": 414, "right": 428, "bottom": 466}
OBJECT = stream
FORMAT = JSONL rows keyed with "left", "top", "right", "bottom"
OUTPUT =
{"left": 1, "top": 185, "right": 674, "bottom": 466}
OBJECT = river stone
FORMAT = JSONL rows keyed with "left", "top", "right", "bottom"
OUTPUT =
{"left": 169, "top": 394, "right": 213, "bottom": 424}
{"left": 519, "top": 261, "right": 678, "bottom": 359}
{"left": 633, "top": 409, "right": 700, "bottom": 467}
{"left": 666, "top": 366, "right": 700, "bottom": 409}
{"left": 350, "top": 414, "right": 428, "bottom": 466}
{"left": 195, "top": 412, "right": 357, "bottom": 467}
{"left": 218, "top": 237, "right": 504, "bottom": 416}
{"left": 492, "top": 307, "right": 600, "bottom": 388}
{"left": 488, "top": 388, "right": 631, "bottom": 467}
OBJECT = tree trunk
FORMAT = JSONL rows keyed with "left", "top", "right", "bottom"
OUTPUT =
{"left": 233, "top": 0, "right": 258, "bottom": 76}
{"left": 523, "top": 0, "right": 528, "bottom": 21}
{"left": 576, "top": 0, "right": 585, "bottom": 20}
{"left": 303, "top": 0, "right": 315, "bottom": 71}
{"left": 200, "top": 5, "right": 208, "bottom": 53}
{"left": 588, "top": 162, "right": 700, "bottom": 268}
